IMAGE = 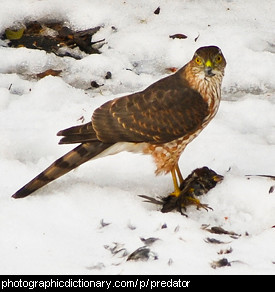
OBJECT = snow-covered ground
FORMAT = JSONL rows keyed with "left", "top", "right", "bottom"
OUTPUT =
{"left": 0, "top": 0, "right": 275, "bottom": 275}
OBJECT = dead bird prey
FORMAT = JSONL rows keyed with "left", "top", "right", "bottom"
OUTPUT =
{"left": 140, "top": 167, "right": 223, "bottom": 216}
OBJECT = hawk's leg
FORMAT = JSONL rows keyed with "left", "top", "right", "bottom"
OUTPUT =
{"left": 170, "top": 163, "right": 184, "bottom": 197}
{"left": 175, "top": 164, "right": 184, "bottom": 186}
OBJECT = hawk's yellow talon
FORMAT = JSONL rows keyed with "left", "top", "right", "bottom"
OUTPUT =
{"left": 184, "top": 196, "right": 213, "bottom": 211}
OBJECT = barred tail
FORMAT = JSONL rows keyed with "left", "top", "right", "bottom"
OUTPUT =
{"left": 12, "top": 142, "right": 112, "bottom": 199}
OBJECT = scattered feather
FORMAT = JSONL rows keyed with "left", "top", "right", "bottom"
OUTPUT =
{"left": 127, "top": 246, "right": 158, "bottom": 262}
{"left": 211, "top": 258, "right": 231, "bottom": 269}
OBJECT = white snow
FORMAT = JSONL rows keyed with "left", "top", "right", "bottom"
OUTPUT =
{"left": 0, "top": 0, "right": 275, "bottom": 275}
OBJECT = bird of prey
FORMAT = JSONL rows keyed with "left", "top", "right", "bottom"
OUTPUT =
{"left": 12, "top": 45, "right": 226, "bottom": 208}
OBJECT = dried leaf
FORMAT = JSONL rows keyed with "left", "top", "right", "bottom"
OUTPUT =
{"left": 36, "top": 69, "right": 62, "bottom": 79}
{"left": 169, "top": 33, "right": 187, "bottom": 39}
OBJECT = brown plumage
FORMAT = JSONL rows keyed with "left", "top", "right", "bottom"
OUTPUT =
{"left": 12, "top": 45, "right": 226, "bottom": 200}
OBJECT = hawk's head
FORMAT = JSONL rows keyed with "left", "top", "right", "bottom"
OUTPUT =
{"left": 191, "top": 46, "right": 226, "bottom": 79}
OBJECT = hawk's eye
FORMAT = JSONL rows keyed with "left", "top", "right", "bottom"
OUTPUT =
{"left": 195, "top": 57, "right": 202, "bottom": 65}
{"left": 215, "top": 55, "right": 222, "bottom": 63}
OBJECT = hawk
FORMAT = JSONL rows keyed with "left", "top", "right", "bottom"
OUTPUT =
{"left": 12, "top": 45, "right": 226, "bottom": 208}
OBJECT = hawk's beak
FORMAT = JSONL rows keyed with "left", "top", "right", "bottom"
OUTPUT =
{"left": 204, "top": 60, "right": 215, "bottom": 77}
{"left": 213, "top": 174, "right": 224, "bottom": 182}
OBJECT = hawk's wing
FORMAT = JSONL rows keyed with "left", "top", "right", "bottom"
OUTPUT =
{"left": 58, "top": 71, "right": 209, "bottom": 145}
